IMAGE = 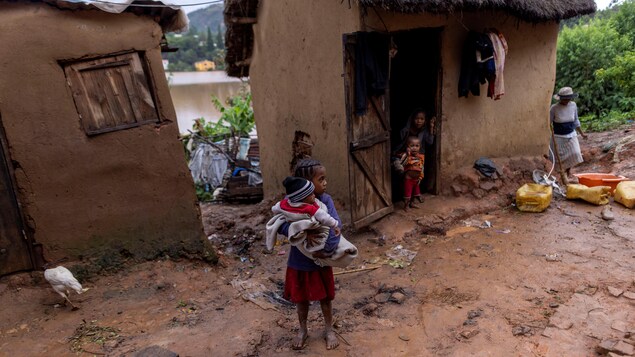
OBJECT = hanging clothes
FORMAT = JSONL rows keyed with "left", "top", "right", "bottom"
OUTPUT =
{"left": 458, "top": 32, "right": 495, "bottom": 98}
{"left": 487, "top": 30, "right": 508, "bottom": 100}
{"left": 354, "top": 32, "right": 389, "bottom": 115}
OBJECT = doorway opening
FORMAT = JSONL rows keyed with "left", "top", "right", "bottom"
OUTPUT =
{"left": 389, "top": 28, "right": 442, "bottom": 201}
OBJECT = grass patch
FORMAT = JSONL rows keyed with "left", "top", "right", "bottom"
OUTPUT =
{"left": 580, "top": 110, "right": 635, "bottom": 132}
{"left": 69, "top": 320, "right": 121, "bottom": 354}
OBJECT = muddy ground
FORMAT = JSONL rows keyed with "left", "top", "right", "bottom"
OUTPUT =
{"left": 1, "top": 125, "right": 634, "bottom": 357}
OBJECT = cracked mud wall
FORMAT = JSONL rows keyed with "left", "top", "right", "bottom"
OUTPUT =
{"left": 0, "top": 4, "right": 209, "bottom": 264}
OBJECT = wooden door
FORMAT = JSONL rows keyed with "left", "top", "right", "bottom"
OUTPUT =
{"left": 0, "top": 117, "right": 32, "bottom": 275}
{"left": 344, "top": 33, "right": 393, "bottom": 229}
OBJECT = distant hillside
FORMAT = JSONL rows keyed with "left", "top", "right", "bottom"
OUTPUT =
{"left": 187, "top": 3, "right": 225, "bottom": 33}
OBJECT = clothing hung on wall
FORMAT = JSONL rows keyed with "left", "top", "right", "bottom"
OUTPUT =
{"left": 458, "top": 29, "right": 507, "bottom": 100}
{"left": 487, "top": 30, "right": 508, "bottom": 100}
{"left": 354, "top": 32, "right": 389, "bottom": 116}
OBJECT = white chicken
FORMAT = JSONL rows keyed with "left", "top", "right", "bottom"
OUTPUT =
{"left": 44, "top": 266, "right": 88, "bottom": 310}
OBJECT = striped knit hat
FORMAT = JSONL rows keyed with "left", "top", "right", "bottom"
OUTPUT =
{"left": 283, "top": 176, "right": 314, "bottom": 203}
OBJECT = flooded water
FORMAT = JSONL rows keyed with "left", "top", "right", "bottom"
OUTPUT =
{"left": 166, "top": 71, "right": 247, "bottom": 134}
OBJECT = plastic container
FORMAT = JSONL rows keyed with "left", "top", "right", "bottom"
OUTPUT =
{"left": 574, "top": 173, "right": 629, "bottom": 195}
{"left": 614, "top": 181, "right": 635, "bottom": 209}
{"left": 237, "top": 137, "right": 251, "bottom": 160}
{"left": 566, "top": 184, "right": 611, "bottom": 205}
{"left": 516, "top": 183, "right": 552, "bottom": 212}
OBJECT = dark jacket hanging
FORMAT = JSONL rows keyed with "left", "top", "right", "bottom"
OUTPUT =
{"left": 458, "top": 31, "right": 495, "bottom": 98}
{"left": 354, "top": 32, "right": 389, "bottom": 116}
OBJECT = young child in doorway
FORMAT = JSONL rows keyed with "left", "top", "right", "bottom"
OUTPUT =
{"left": 275, "top": 159, "right": 342, "bottom": 350}
{"left": 398, "top": 136, "right": 425, "bottom": 210}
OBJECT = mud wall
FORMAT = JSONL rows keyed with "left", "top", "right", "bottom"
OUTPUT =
{"left": 364, "top": 11, "right": 558, "bottom": 187}
{"left": 250, "top": 0, "right": 360, "bottom": 207}
{"left": 0, "top": 4, "right": 208, "bottom": 264}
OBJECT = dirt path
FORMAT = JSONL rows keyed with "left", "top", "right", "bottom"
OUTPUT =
{"left": 1, "top": 126, "right": 634, "bottom": 357}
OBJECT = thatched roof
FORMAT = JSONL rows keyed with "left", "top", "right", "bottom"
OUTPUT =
{"left": 358, "top": 0, "right": 596, "bottom": 22}
{"left": 224, "top": 0, "right": 259, "bottom": 78}
{"left": 224, "top": 0, "right": 596, "bottom": 78}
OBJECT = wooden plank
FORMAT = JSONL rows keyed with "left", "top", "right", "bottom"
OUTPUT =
{"left": 82, "top": 120, "right": 156, "bottom": 136}
{"left": 350, "top": 132, "right": 389, "bottom": 151}
{"left": 370, "top": 96, "right": 389, "bottom": 131}
{"left": 118, "top": 60, "right": 144, "bottom": 122}
{"left": 76, "top": 60, "right": 130, "bottom": 71}
{"left": 225, "top": 16, "right": 257, "bottom": 24}
{"left": 128, "top": 53, "right": 159, "bottom": 122}
{"left": 109, "top": 67, "right": 136, "bottom": 124}
{"left": 65, "top": 66, "right": 97, "bottom": 133}
{"left": 83, "top": 69, "right": 115, "bottom": 129}
{"left": 343, "top": 38, "right": 357, "bottom": 224}
{"left": 353, "top": 206, "right": 393, "bottom": 229}
{"left": 351, "top": 150, "right": 391, "bottom": 206}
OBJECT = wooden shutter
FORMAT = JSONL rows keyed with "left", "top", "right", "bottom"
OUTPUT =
{"left": 64, "top": 52, "right": 159, "bottom": 135}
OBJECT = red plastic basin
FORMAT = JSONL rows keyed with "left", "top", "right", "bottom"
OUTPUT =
{"left": 574, "top": 173, "right": 629, "bottom": 194}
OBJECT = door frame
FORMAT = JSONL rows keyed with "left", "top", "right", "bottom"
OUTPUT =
{"left": 0, "top": 113, "right": 36, "bottom": 274}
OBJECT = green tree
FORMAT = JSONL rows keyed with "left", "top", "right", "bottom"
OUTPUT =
{"left": 556, "top": 19, "right": 631, "bottom": 114}
{"left": 611, "top": 0, "right": 635, "bottom": 45}
{"left": 216, "top": 24, "right": 225, "bottom": 50}
{"left": 206, "top": 26, "right": 215, "bottom": 52}
{"left": 597, "top": 51, "right": 635, "bottom": 98}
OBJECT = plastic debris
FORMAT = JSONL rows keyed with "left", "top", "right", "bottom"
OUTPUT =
{"left": 386, "top": 245, "right": 417, "bottom": 269}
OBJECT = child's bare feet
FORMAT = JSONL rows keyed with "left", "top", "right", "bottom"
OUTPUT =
{"left": 292, "top": 329, "right": 308, "bottom": 350}
{"left": 325, "top": 330, "right": 339, "bottom": 350}
{"left": 416, "top": 196, "right": 423, "bottom": 203}
{"left": 409, "top": 201, "right": 419, "bottom": 209}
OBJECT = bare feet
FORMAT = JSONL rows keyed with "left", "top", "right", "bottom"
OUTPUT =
{"left": 409, "top": 202, "right": 419, "bottom": 209}
{"left": 325, "top": 330, "right": 339, "bottom": 350}
{"left": 292, "top": 329, "right": 308, "bottom": 350}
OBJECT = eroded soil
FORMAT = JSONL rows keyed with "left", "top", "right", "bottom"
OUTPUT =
{"left": 1, "top": 125, "right": 634, "bottom": 357}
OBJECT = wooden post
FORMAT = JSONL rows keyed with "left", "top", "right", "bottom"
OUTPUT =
{"left": 550, "top": 125, "right": 569, "bottom": 186}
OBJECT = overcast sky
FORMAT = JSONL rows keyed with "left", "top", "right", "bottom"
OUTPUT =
{"left": 596, "top": 0, "right": 612, "bottom": 9}
{"left": 173, "top": 0, "right": 218, "bottom": 13}
{"left": 177, "top": 0, "right": 612, "bottom": 14}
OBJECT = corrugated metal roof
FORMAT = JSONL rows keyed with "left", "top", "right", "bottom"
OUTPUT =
{"left": 49, "top": 0, "right": 189, "bottom": 32}
{"left": 59, "top": 0, "right": 180, "bottom": 13}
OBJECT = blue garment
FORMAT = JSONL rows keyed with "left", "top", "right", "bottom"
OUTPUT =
{"left": 553, "top": 121, "right": 578, "bottom": 135}
{"left": 278, "top": 192, "right": 342, "bottom": 271}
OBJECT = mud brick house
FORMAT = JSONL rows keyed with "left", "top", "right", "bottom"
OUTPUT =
{"left": 0, "top": 0, "right": 210, "bottom": 275}
{"left": 225, "top": 0, "right": 596, "bottom": 228}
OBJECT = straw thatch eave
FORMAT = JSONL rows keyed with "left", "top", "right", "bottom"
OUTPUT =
{"left": 357, "top": 0, "right": 596, "bottom": 22}
{"left": 224, "top": 0, "right": 259, "bottom": 78}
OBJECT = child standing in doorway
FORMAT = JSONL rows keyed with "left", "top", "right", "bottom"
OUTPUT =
{"left": 276, "top": 159, "right": 341, "bottom": 350}
{"left": 398, "top": 136, "right": 425, "bottom": 210}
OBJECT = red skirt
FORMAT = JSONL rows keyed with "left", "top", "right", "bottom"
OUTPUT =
{"left": 283, "top": 266, "right": 335, "bottom": 303}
